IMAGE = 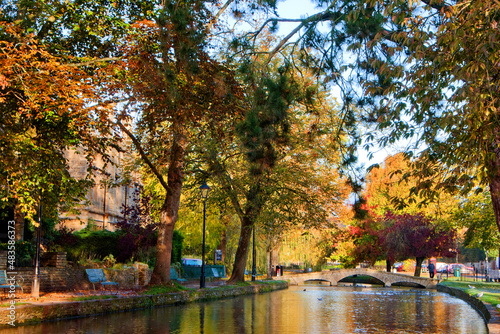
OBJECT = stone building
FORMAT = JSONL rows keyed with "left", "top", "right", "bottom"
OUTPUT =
{"left": 57, "top": 148, "right": 141, "bottom": 232}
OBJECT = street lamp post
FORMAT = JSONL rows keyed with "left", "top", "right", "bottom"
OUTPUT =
{"left": 486, "top": 250, "right": 490, "bottom": 282}
{"left": 200, "top": 182, "right": 211, "bottom": 289}
{"left": 32, "top": 201, "right": 42, "bottom": 298}
{"left": 252, "top": 225, "right": 256, "bottom": 281}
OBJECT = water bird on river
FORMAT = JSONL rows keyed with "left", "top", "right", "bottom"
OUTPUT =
{"left": 469, "top": 285, "right": 475, "bottom": 289}
{"left": 317, "top": 297, "right": 323, "bottom": 301}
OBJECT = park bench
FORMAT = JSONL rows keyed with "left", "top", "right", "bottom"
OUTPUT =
{"left": 85, "top": 269, "right": 119, "bottom": 292}
{"left": 170, "top": 267, "right": 187, "bottom": 282}
{"left": 0, "top": 270, "right": 23, "bottom": 296}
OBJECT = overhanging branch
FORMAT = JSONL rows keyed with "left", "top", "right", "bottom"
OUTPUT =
{"left": 115, "top": 119, "right": 170, "bottom": 192}
{"left": 207, "top": 0, "right": 235, "bottom": 32}
{"left": 263, "top": 2, "right": 341, "bottom": 64}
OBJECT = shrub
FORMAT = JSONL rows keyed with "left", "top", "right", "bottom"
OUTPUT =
{"left": 114, "top": 189, "right": 183, "bottom": 265}
{"left": 50, "top": 188, "right": 184, "bottom": 266}
{"left": 54, "top": 228, "right": 121, "bottom": 262}
{"left": 0, "top": 241, "right": 34, "bottom": 267}
{"left": 171, "top": 230, "right": 184, "bottom": 264}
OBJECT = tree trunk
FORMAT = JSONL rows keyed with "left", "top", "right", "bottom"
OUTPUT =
{"left": 414, "top": 257, "right": 424, "bottom": 277}
{"left": 489, "top": 134, "right": 500, "bottom": 238}
{"left": 266, "top": 233, "right": 280, "bottom": 278}
{"left": 227, "top": 216, "right": 253, "bottom": 283}
{"left": 271, "top": 248, "right": 280, "bottom": 274}
{"left": 149, "top": 126, "right": 186, "bottom": 285}
{"left": 386, "top": 259, "right": 392, "bottom": 273}
{"left": 490, "top": 178, "right": 500, "bottom": 237}
{"left": 266, "top": 249, "right": 271, "bottom": 279}
{"left": 14, "top": 201, "right": 24, "bottom": 241}
{"left": 219, "top": 213, "right": 228, "bottom": 264}
{"left": 220, "top": 229, "right": 227, "bottom": 263}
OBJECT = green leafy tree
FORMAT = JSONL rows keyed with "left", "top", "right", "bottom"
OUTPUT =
{"left": 112, "top": 6, "right": 243, "bottom": 284}
{"left": 454, "top": 191, "right": 500, "bottom": 253}
{"left": 360, "top": 1, "right": 500, "bottom": 236}
{"left": 209, "top": 64, "right": 306, "bottom": 283}
{"left": 202, "top": 52, "right": 352, "bottom": 281}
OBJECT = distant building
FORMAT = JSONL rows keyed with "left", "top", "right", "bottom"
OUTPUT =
{"left": 58, "top": 148, "right": 140, "bottom": 232}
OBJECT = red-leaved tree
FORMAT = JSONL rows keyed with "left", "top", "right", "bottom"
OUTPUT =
{"left": 381, "top": 212, "right": 457, "bottom": 277}
{"left": 349, "top": 218, "right": 386, "bottom": 267}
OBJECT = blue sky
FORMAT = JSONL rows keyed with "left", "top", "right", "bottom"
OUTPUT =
{"left": 275, "top": 0, "right": 395, "bottom": 168}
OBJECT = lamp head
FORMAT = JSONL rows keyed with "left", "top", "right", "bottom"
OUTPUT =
{"left": 199, "top": 182, "right": 211, "bottom": 200}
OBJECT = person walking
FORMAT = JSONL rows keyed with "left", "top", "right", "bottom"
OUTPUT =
{"left": 428, "top": 261, "right": 436, "bottom": 279}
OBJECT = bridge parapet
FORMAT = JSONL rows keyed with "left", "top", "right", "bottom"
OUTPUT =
{"left": 281, "top": 268, "right": 438, "bottom": 289}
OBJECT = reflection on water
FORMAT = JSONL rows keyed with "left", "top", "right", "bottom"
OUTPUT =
{"left": 1, "top": 286, "right": 487, "bottom": 334}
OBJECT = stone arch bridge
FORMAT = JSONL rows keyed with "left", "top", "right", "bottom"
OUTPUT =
{"left": 281, "top": 268, "right": 438, "bottom": 289}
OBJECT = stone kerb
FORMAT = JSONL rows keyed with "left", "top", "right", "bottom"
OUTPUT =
{"left": 437, "top": 285, "right": 491, "bottom": 324}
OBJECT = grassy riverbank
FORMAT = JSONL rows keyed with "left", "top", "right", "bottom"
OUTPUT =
{"left": 440, "top": 280, "right": 500, "bottom": 307}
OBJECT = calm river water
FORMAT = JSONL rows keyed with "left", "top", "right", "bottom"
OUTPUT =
{"left": 1, "top": 286, "right": 487, "bottom": 334}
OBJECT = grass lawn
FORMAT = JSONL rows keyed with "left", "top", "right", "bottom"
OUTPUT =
{"left": 0, "top": 302, "right": 31, "bottom": 307}
{"left": 440, "top": 279, "right": 500, "bottom": 307}
{"left": 69, "top": 295, "right": 119, "bottom": 301}
{"left": 141, "top": 282, "right": 193, "bottom": 295}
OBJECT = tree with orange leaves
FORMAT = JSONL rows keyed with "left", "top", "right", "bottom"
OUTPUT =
{"left": 0, "top": 23, "right": 115, "bottom": 228}
{"left": 111, "top": 12, "right": 243, "bottom": 284}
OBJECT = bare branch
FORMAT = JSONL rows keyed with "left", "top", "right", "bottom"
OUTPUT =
{"left": 115, "top": 119, "right": 170, "bottom": 192}
{"left": 265, "top": 22, "right": 304, "bottom": 65}
{"left": 263, "top": 2, "right": 341, "bottom": 64}
{"left": 207, "top": 0, "right": 235, "bottom": 32}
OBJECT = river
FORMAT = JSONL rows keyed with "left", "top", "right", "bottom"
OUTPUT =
{"left": 0, "top": 285, "right": 487, "bottom": 333}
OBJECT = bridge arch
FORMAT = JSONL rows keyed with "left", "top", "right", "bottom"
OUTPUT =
{"left": 303, "top": 279, "right": 332, "bottom": 285}
{"left": 390, "top": 281, "right": 426, "bottom": 289}
{"left": 337, "top": 274, "right": 385, "bottom": 286}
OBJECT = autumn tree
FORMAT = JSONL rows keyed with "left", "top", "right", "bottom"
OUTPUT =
{"left": 0, "top": 23, "right": 114, "bottom": 234}
{"left": 382, "top": 212, "right": 457, "bottom": 277}
{"left": 111, "top": 3, "right": 245, "bottom": 283}
{"left": 345, "top": 218, "right": 386, "bottom": 268}
{"left": 334, "top": 209, "right": 457, "bottom": 275}
{"left": 330, "top": 198, "right": 389, "bottom": 270}
{"left": 1, "top": 0, "right": 278, "bottom": 285}
{"left": 364, "top": 153, "right": 460, "bottom": 222}
{"left": 0, "top": 0, "right": 155, "bottom": 236}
